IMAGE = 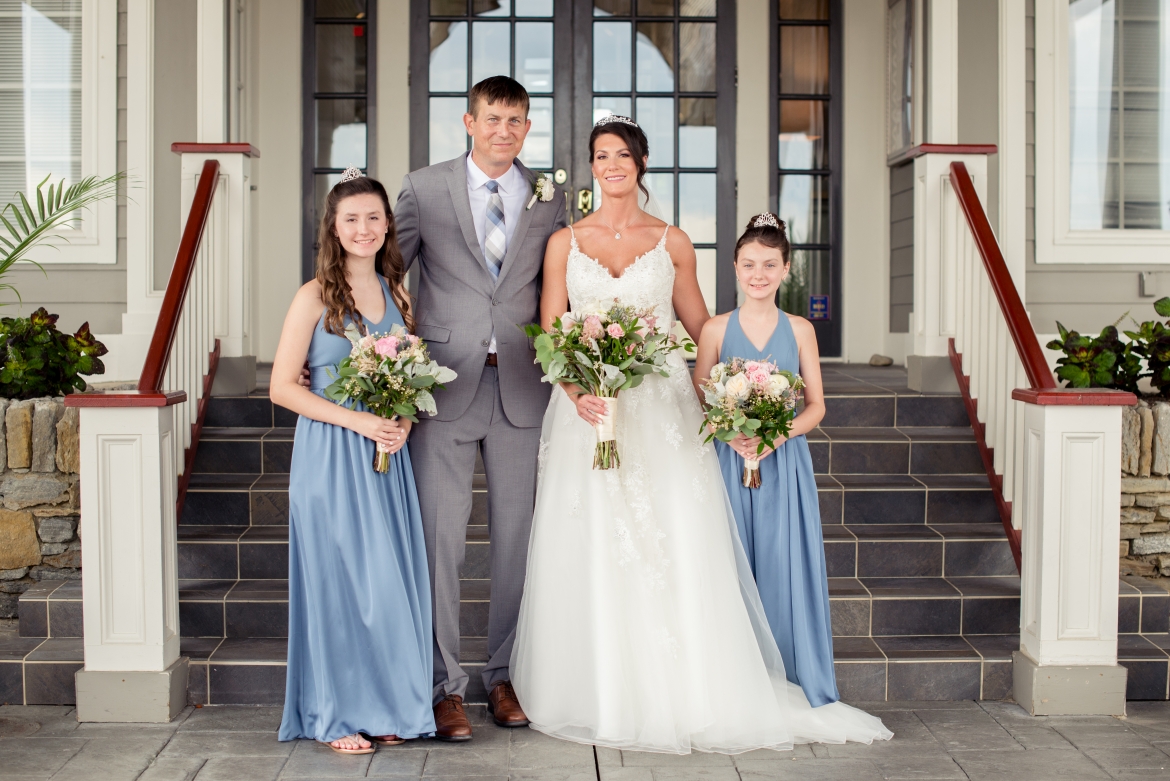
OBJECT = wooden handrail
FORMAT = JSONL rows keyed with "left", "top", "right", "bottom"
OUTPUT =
{"left": 139, "top": 159, "right": 220, "bottom": 391}
{"left": 949, "top": 162, "right": 1056, "bottom": 391}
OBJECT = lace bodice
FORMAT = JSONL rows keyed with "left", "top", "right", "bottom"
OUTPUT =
{"left": 566, "top": 226, "right": 674, "bottom": 325}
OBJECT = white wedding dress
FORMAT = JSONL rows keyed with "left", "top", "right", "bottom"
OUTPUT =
{"left": 510, "top": 227, "right": 893, "bottom": 754}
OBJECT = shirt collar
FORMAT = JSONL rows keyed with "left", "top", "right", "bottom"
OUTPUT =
{"left": 466, "top": 152, "right": 523, "bottom": 194}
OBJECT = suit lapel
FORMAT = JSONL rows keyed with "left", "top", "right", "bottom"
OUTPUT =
{"left": 445, "top": 155, "right": 495, "bottom": 288}
{"left": 495, "top": 162, "right": 537, "bottom": 288}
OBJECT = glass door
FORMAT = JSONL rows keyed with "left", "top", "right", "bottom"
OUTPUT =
{"left": 411, "top": 0, "right": 736, "bottom": 312}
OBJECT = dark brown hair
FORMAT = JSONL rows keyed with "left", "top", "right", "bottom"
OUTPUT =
{"left": 589, "top": 120, "right": 650, "bottom": 200}
{"left": 468, "top": 75, "right": 529, "bottom": 118}
{"left": 734, "top": 213, "right": 791, "bottom": 265}
{"left": 315, "top": 176, "right": 414, "bottom": 336}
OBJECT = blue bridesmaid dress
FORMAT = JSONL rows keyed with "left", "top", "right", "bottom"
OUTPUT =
{"left": 279, "top": 277, "right": 436, "bottom": 742}
{"left": 715, "top": 309, "right": 840, "bottom": 708}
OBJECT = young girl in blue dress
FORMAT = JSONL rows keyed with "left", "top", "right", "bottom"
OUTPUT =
{"left": 693, "top": 213, "right": 838, "bottom": 708}
{"left": 271, "top": 171, "right": 435, "bottom": 753}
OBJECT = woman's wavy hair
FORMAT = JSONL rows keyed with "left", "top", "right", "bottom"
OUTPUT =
{"left": 734, "top": 213, "right": 791, "bottom": 265}
{"left": 315, "top": 176, "right": 414, "bottom": 336}
{"left": 589, "top": 120, "right": 650, "bottom": 201}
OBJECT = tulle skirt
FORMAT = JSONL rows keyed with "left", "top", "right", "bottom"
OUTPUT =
{"left": 510, "top": 357, "right": 892, "bottom": 754}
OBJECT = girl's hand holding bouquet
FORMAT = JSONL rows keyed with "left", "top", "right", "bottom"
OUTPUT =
{"left": 699, "top": 358, "right": 804, "bottom": 488}
{"left": 525, "top": 300, "right": 693, "bottom": 469}
{"left": 324, "top": 323, "right": 457, "bottom": 472}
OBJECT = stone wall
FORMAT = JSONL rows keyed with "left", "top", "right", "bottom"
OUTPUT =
{"left": 0, "top": 398, "right": 80, "bottom": 618}
{"left": 1120, "top": 402, "right": 1170, "bottom": 580}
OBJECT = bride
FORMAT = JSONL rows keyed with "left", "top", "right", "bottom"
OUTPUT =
{"left": 510, "top": 115, "right": 893, "bottom": 754}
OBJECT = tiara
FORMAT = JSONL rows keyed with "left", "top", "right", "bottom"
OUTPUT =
{"left": 752, "top": 213, "right": 781, "bottom": 230}
{"left": 595, "top": 114, "right": 639, "bottom": 130}
{"left": 339, "top": 167, "right": 364, "bottom": 184}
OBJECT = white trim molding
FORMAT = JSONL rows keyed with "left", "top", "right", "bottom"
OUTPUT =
{"left": 1034, "top": 0, "right": 1170, "bottom": 264}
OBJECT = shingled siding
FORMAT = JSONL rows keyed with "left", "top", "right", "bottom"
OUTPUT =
{"left": 889, "top": 160, "right": 914, "bottom": 333}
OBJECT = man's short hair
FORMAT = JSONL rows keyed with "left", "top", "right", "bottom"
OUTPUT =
{"left": 468, "top": 76, "right": 530, "bottom": 119}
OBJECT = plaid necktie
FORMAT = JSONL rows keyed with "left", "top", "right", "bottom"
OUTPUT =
{"left": 484, "top": 180, "right": 506, "bottom": 279}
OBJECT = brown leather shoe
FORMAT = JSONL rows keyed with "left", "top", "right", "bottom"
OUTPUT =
{"left": 487, "top": 681, "right": 529, "bottom": 728}
{"left": 433, "top": 694, "right": 473, "bottom": 742}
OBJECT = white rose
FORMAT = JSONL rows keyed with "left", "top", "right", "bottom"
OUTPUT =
{"left": 767, "top": 373, "right": 790, "bottom": 396}
{"left": 709, "top": 362, "right": 726, "bottom": 383}
{"left": 724, "top": 373, "right": 751, "bottom": 401}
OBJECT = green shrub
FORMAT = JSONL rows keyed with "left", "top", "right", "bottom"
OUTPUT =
{"left": 0, "top": 308, "right": 107, "bottom": 399}
{"left": 1048, "top": 297, "right": 1170, "bottom": 396}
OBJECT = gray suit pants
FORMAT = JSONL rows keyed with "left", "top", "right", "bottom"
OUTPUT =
{"left": 410, "top": 366, "right": 541, "bottom": 704}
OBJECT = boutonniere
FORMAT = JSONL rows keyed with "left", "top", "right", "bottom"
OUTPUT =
{"left": 526, "top": 173, "right": 556, "bottom": 210}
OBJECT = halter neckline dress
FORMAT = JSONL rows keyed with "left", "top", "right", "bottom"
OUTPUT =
{"left": 715, "top": 308, "right": 840, "bottom": 708}
{"left": 279, "top": 277, "right": 436, "bottom": 743}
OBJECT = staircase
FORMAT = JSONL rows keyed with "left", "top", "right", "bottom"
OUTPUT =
{"left": 14, "top": 365, "right": 1170, "bottom": 706}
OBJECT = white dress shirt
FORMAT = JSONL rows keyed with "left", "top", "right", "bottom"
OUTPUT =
{"left": 465, "top": 153, "right": 527, "bottom": 354}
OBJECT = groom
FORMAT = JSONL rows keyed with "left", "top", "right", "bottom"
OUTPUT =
{"left": 394, "top": 76, "right": 567, "bottom": 741}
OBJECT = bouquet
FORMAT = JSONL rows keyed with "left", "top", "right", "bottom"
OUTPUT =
{"left": 525, "top": 300, "right": 693, "bottom": 469}
{"left": 699, "top": 357, "right": 804, "bottom": 488}
{"left": 324, "top": 323, "right": 457, "bottom": 472}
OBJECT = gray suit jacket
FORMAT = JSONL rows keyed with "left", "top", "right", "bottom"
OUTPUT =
{"left": 395, "top": 154, "right": 568, "bottom": 428}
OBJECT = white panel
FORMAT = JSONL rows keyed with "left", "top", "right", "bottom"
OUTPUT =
{"left": 161, "top": 429, "right": 178, "bottom": 641}
{"left": 1058, "top": 432, "right": 1103, "bottom": 638}
{"left": 98, "top": 436, "right": 145, "bottom": 643}
{"left": 1022, "top": 423, "right": 1042, "bottom": 637}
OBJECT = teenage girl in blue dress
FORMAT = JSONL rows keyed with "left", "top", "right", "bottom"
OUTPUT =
{"left": 693, "top": 213, "right": 839, "bottom": 707}
{"left": 271, "top": 172, "right": 435, "bottom": 752}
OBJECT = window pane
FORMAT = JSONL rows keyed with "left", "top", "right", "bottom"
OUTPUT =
{"left": 637, "top": 0, "right": 674, "bottom": 15}
{"left": 318, "top": 0, "right": 367, "bottom": 17}
{"left": 314, "top": 172, "right": 344, "bottom": 232}
{"left": 515, "top": 23, "right": 553, "bottom": 92}
{"left": 317, "top": 99, "right": 367, "bottom": 168}
{"left": 473, "top": 0, "right": 510, "bottom": 16}
{"left": 317, "top": 24, "right": 368, "bottom": 93}
{"left": 679, "top": 173, "right": 716, "bottom": 243}
{"left": 679, "top": 23, "right": 716, "bottom": 91}
{"left": 594, "top": 96, "right": 633, "bottom": 125}
{"left": 430, "top": 22, "right": 468, "bottom": 92}
{"left": 679, "top": 97, "right": 716, "bottom": 167}
{"left": 779, "top": 0, "right": 829, "bottom": 20}
{"left": 594, "top": 22, "right": 633, "bottom": 91}
{"left": 645, "top": 172, "right": 675, "bottom": 223}
{"left": 515, "top": 0, "right": 554, "bottom": 15}
{"left": 777, "top": 174, "right": 829, "bottom": 244}
{"left": 779, "top": 100, "right": 827, "bottom": 169}
{"left": 431, "top": 0, "right": 466, "bottom": 12}
{"left": 472, "top": 22, "right": 511, "bottom": 83}
{"left": 780, "top": 249, "right": 830, "bottom": 318}
{"left": 637, "top": 22, "right": 675, "bottom": 92}
{"left": 519, "top": 97, "right": 553, "bottom": 169}
{"left": 637, "top": 97, "right": 675, "bottom": 167}
{"left": 695, "top": 247, "right": 716, "bottom": 313}
{"left": 430, "top": 97, "right": 469, "bottom": 164}
{"left": 681, "top": 0, "right": 716, "bottom": 16}
{"left": 594, "top": 0, "right": 631, "bottom": 16}
{"left": 780, "top": 25, "right": 829, "bottom": 94}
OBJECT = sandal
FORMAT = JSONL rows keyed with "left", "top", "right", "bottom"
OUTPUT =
{"left": 370, "top": 734, "right": 405, "bottom": 746}
{"left": 319, "top": 734, "right": 375, "bottom": 755}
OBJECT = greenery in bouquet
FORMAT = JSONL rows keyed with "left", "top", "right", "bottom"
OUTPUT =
{"left": 324, "top": 323, "right": 456, "bottom": 471}
{"left": 699, "top": 357, "right": 804, "bottom": 487}
{"left": 0, "top": 308, "right": 107, "bottom": 399}
{"left": 524, "top": 299, "right": 694, "bottom": 469}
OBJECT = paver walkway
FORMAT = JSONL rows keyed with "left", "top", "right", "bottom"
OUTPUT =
{"left": 0, "top": 700, "right": 1166, "bottom": 780}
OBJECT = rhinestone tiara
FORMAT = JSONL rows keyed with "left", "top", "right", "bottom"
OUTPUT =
{"left": 339, "top": 167, "right": 365, "bottom": 184}
{"left": 594, "top": 114, "right": 640, "bottom": 130}
{"left": 752, "top": 213, "right": 781, "bottom": 230}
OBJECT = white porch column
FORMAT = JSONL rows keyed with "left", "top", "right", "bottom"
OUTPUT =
{"left": 1011, "top": 389, "right": 1132, "bottom": 716}
{"left": 926, "top": 0, "right": 959, "bottom": 144}
{"left": 901, "top": 147, "right": 995, "bottom": 391}
{"left": 197, "top": 0, "right": 228, "bottom": 143}
{"left": 68, "top": 393, "right": 189, "bottom": 722}
{"left": 173, "top": 144, "right": 260, "bottom": 393}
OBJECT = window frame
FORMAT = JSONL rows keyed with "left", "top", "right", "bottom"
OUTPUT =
{"left": 0, "top": 0, "right": 119, "bottom": 265}
{"left": 1034, "top": 0, "right": 1170, "bottom": 265}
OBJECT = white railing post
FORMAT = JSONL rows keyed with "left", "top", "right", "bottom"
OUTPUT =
{"left": 1012, "top": 393, "right": 1128, "bottom": 715}
{"left": 175, "top": 144, "right": 258, "bottom": 394}
{"left": 69, "top": 395, "right": 188, "bottom": 722}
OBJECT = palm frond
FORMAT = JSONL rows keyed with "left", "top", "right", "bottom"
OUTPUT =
{"left": 0, "top": 173, "right": 126, "bottom": 303}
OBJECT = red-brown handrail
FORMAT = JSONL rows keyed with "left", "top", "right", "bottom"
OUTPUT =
{"left": 139, "top": 159, "right": 220, "bottom": 391}
{"left": 949, "top": 162, "right": 1055, "bottom": 392}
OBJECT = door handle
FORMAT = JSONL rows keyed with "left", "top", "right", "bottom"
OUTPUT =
{"left": 576, "top": 188, "right": 593, "bottom": 215}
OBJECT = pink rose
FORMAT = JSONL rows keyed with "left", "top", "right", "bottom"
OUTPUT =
{"left": 582, "top": 316, "right": 603, "bottom": 340}
{"left": 406, "top": 334, "right": 420, "bottom": 345}
{"left": 374, "top": 335, "right": 400, "bottom": 358}
{"left": 747, "top": 367, "right": 770, "bottom": 387}
{"left": 359, "top": 334, "right": 376, "bottom": 350}
{"left": 606, "top": 323, "right": 625, "bottom": 338}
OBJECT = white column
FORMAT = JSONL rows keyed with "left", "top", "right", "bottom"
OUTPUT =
{"left": 71, "top": 396, "right": 188, "bottom": 722}
{"left": 1013, "top": 397, "right": 1128, "bottom": 716}
{"left": 998, "top": 0, "right": 1028, "bottom": 288}
{"left": 197, "top": 0, "right": 228, "bottom": 143}
{"left": 926, "top": 0, "right": 959, "bottom": 143}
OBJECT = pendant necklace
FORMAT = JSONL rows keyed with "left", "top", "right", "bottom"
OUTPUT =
{"left": 598, "top": 213, "right": 637, "bottom": 240}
